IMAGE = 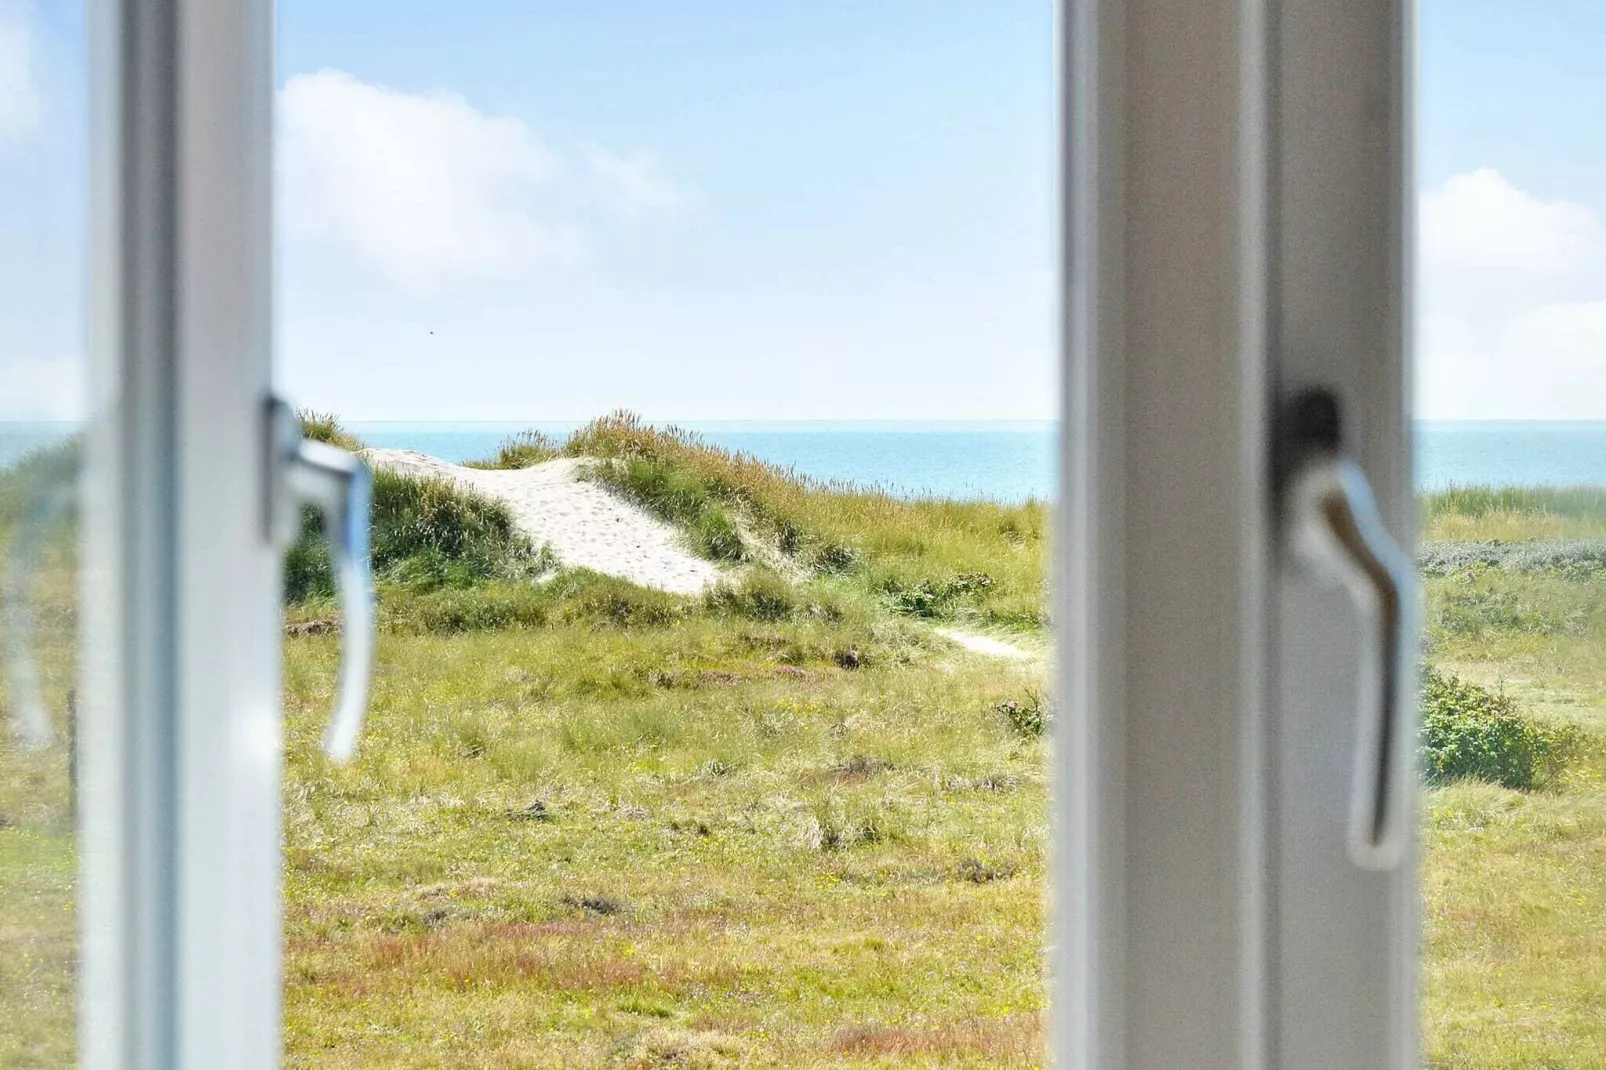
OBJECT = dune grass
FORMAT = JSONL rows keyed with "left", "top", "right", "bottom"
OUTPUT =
{"left": 0, "top": 494, "right": 78, "bottom": 1070}
{"left": 275, "top": 475, "right": 1606, "bottom": 1066}
{"left": 560, "top": 412, "right": 1048, "bottom": 630}
{"left": 287, "top": 416, "right": 552, "bottom": 601}
{"left": 1422, "top": 485, "right": 1606, "bottom": 542}
{"left": 465, "top": 429, "right": 563, "bottom": 471}
{"left": 1418, "top": 484, "right": 1606, "bottom": 1067}
{"left": 11, "top": 421, "right": 1606, "bottom": 1067}
{"left": 280, "top": 622, "right": 1047, "bottom": 1068}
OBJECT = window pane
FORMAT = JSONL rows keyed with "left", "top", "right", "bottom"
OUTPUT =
{"left": 1419, "top": 2, "right": 1606, "bottom": 1062}
{"left": 275, "top": 4, "right": 1055, "bottom": 1065}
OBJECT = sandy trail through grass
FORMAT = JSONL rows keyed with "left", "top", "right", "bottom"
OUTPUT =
{"left": 933, "top": 628, "right": 1037, "bottom": 661}
{"left": 363, "top": 449, "right": 723, "bottom": 595}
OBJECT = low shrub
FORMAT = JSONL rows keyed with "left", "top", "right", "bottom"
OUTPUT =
{"left": 377, "top": 583, "right": 554, "bottom": 634}
{"left": 704, "top": 569, "right": 796, "bottom": 621}
{"left": 0, "top": 438, "right": 80, "bottom": 532}
{"left": 1419, "top": 668, "right": 1578, "bottom": 790}
{"left": 288, "top": 468, "right": 547, "bottom": 600}
{"left": 883, "top": 572, "right": 995, "bottom": 619}
{"left": 996, "top": 690, "right": 1049, "bottom": 737}
{"left": 1418, "top": 539, "right": 1606, "bottom": 579}
{"left": 551, "top": 570, "right": 689, "bottom": 628}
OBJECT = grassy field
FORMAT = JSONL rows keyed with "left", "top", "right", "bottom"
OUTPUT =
{"left": 1418, "top": 489, "right": 1606, "bottom": 1068}
{"left": 4, "top": 429, "right": 1606, "bottom": 1067}
{"left": 279, "top": 417, "right": 1050, "bottom": 1067}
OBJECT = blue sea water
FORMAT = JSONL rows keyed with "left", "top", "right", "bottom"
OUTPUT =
{"left": 350, "top": 421, "right": 1060, "bottom": 503}
{"left": 6, "top": 420, "right": 1606, "bottom": 502}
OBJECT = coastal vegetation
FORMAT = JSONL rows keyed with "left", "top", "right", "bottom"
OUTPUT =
{"left": 3, "top": 428, "right": 1606, "bottom": 1066}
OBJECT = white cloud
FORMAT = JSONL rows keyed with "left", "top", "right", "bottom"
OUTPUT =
{"left": 279, "top": 70, "right": 579, "bottom": 290}
{"left": 0, "top": 355, "right": 83, "bottom": 420}
{"left": 586, "top": 147, "right": 683, "bottom": 215}
{"left": 0, "top": 1, "right": 41, "bottom": 140}
{"left": 1418, "top": 169, "right": 1606, "bottom": 419}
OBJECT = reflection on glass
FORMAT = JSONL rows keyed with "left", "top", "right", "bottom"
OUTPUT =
{"left": 0, "top": 439, "right": 79, "bottom": 1066}
{"left": 2, "top": 0, "right": 86, "bottom": 1061}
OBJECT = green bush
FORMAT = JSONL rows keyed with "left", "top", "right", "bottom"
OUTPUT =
{"left": 704, "top": 569, "right": 796, "bottom": 621}
{"left": 376, "top": 582, "right": 554, "bottom": 634}
{"left": 549, "top": 569, "right": 689, "bottom": 629}
{"left": 287, "top": 468, "right": 546, "bottom": 600}
{"left": 996, "top": 690, "right": 1049, "bottom": 737}
{"left": 883, "top": 572, "right": 995, "bottom": 619}
{"left": 1419, "top": 668, "right": 1578, "bottom": 790}
{"left": 1418, "top": 539, "right": 1606, "bottom": 579}
{"left": 593, "top": 455, "right": 747, "bottom": 562}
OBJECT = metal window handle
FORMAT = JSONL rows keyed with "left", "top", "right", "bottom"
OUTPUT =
{"left": 4, "top": 479, "right": 74, "bottom": 749}
{"left": 1283, "top": 389, "right": 1416, "bottom": 871}
{"left": 267, "top": 399, "right": 375, "bottom": 761}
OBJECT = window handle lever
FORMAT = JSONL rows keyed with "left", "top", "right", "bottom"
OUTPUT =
{"left": 1282, "top": 389, "right": 1416, "bottom": 871}
{"left": 267, "top": 399, "right": 375, "bottom": 761}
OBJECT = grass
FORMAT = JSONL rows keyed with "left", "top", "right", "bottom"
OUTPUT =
{"left": 287, "top": 416, "right": 552, "bottom": 601}
{"left": 1422, "top": 485, "right": 1606, "bottom": 542}
{"left": 0, "top": 482, "right": 78, "bottom": 1070}
{"left": 562, "top": 412, "right": 1048, "bottom": 630}
{"left": 279, "top": 623, "right": 1046, "bottom": 1068}
{"left": 465, "top": 429, "right": 562, "bottom": 471}
{"left": 269, "top": 415, "right": 1051, "bottom": 1063}
{"left": 1419, "top": 486, "right": 1606, "bottom": 1068}
{"left": 10, "top": 416, "right": 1606, "bottom": 1067}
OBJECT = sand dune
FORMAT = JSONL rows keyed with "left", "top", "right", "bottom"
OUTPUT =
{"left": 361, "top": 449, "right": 724, "bottom": 596}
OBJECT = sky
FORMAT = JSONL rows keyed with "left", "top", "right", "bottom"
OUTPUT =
{"left": 3, "top": 0, "right": 1606, "bottom": 421}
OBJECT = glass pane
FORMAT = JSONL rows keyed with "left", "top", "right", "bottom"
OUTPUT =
{"left": 1419, "top": 2, "right": 1606, "bottom": 1063}
{"left": 275, "top": 4, "right": 1055, "bottom": 1065}
{"left": 0, "top": 0, "right": 87, "bottom": 1064}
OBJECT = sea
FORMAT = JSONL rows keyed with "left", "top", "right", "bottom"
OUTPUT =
{"left": 4, "top": 420, "right": 1606, "bottom": 503}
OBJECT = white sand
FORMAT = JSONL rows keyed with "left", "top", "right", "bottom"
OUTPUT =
{"left": 933, "top": 627, "right": 1037, "bottom": 662}
{"left": 361, "top": 449, "right": 724, "bottom": 596}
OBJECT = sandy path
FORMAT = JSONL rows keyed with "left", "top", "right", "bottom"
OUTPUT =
{"left": 362, "top": 450, "right": 723, "bottom": 596}
{"left": 933, "top": 627, "right": 1038, "bottom": 662}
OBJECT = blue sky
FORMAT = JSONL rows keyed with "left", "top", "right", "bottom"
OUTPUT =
{"left": 3, "top": 1, "right": 1606, "bottom": 420}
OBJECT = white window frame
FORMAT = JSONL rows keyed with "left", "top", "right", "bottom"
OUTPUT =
{"left": 1057, "top": 0, "right": 1415, "bottom": 1068}
{"left": 76, "top": 0, "right": 1415, "bottom": 1065}
{"left": 81, "top": 0, "right": 280, "bottom": 1066}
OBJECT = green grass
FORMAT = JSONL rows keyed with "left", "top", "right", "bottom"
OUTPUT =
{"left": 1418, "top": 485, "right": 1606, "bottom": 1067}
{"left": 280, "top": 624, "right": 1047, "bottom": 1068}
{"left": 1422, "top": 485, "right": 1606, "bottom": 542}
{"left": 298, "top": 409, "right": 365, "bottom": 453}
{"left": 14, "top": 433, "right": 1606, "bottom": 1066}
{"left": 287, "top": 415, "right": 552, "bottom": 601}
{"left": 278, "top": 415, "right": 1053, "bottom": 1065}
{"left": 0, "top": 499, "right": 78, "bottom": 1069}
{"left": 465, "top": 429, "right": 563, "bottom": 471}
{"left": 277, "top": 476, "right": 1606, "bottom": 1065}
{"left": 1423, "top": 777, "right": 1606, "bottom": 1068}
{"left": 560, "top": 412, "right": 1048, "bottom": 630}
